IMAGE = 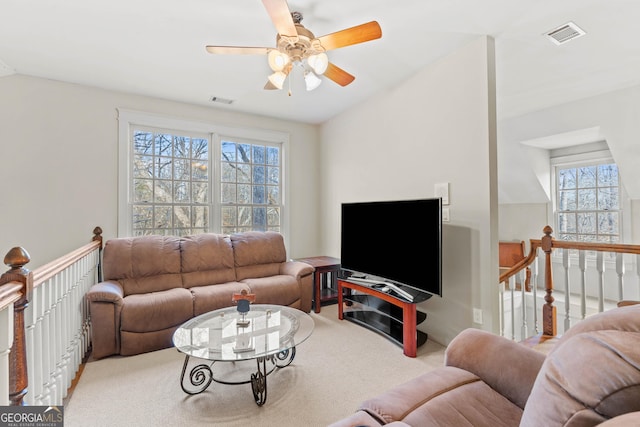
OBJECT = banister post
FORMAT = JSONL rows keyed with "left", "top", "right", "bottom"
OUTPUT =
{"left": 93, "top": 226, "right": 103, "bottom": 281}
{"left": 541, "top": 226, "right": 557, "bottom": 337}
{"left": 1, "top": 247, "right": 33, "bottom": 405}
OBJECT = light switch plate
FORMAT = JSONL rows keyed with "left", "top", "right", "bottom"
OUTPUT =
{"left": 442, "top": 206, "right": 450, "bottom": 222}
{"left": 434, "top": 182, "right": 450, "bottom": 205}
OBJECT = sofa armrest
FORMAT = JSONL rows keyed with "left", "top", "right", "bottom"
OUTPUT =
{"left": 86, "top": 281, "right": 125, "bottom": 358}
{"left": 86, "top": 281, "right": 124, "bottom": 303}
{"left": 280, "top": 261, "right": 315, "bottom": 312}
{"left": 445, "top": 328, "right": 546, "bottom": 409}
{"left": 280, "top": 260, "right": 314, "bottom": 279}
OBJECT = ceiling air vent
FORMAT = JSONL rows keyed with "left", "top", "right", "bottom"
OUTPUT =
{"left": 210, "top": 96, "right": 234, "bottom": 105}
{"left": 545, "top": 21, "right": 586, "bottom": 45}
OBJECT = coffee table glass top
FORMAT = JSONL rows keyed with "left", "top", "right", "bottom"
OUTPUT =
{"left": 173, "top": 304, "right": 314, "bottom": 362}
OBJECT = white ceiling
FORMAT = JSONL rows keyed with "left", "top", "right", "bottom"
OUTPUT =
{"left": 2, "top": 0, "right": 640, "bottom": 125}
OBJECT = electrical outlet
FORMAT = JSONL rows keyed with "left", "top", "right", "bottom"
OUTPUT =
{"left": 473, "top": 308, "right": 483, "bottom": 324}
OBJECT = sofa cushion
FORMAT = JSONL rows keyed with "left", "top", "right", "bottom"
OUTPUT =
{"left": 359, "top": 366, "right": 522, "bottom": 427}
{"left": 180, "top": 233, "right": 236, "bottom": 288}
{"left": 520, "top": 330, "right": 640, "bottom": 427}
{"left": 120, "top": 288, "right": 194, "bottom": 332}
{"left": 103, "top": 235, "right": 182, "bottom": 296}
{"left": 231, "top": 231, "right": 286, "bottom": 280}
{"left": 241, "top": 275, "right": 301, "bottom": 307}
{"left": 191, "top": 282, "right": 251, "bottom": 316}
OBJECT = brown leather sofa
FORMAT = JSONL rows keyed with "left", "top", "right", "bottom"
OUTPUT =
{"left": 86, "top": 231, "right": 314, "bottom": 359}
{"left": 330, "top": 304, "right": 640, "bottom": 427}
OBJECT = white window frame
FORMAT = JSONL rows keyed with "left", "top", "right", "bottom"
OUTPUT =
{"left": 550, "top": 148, "right": 631, "bottom": 263}
{"left": 117, "top": 109, "right": 291, "bottom": 245}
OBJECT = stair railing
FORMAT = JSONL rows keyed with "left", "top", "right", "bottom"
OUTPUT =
{"left": 0, "top": 227, "right": 102, "bottom": 405}
{"left": 499, "top": 226, "right": 640, "bottom": 340}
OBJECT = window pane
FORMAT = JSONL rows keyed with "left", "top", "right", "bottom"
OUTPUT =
{"left": 267, "top": 207, "right": 280, "bottom": 226}
{"left": 134, "top": 179, "right": 153, "bottom": 202}
{"left": 133, "top": 205, "right": 153, "bottom": 229}
{"left": 174, "top": 182, "right": 190, "bottom": 203}
{"left": 237, "top": 164, "right": 251, "bottom": 183}
{"left": 221, "top": 183, "right": 236, "bottom": 203}
{"left": 237, "top": 143, "right": 251, "bottom": 163}
{"left": 598, "top": 211, "right": 619, "bottom": 235}
{"left": 221, "top": 162, "right": 235, "bottom": 182}
{"left": 253, "top": 207, "right": 266, "bottom": 230}
{"left": 238, "top": 184, "right": 251, "bottom": 204}
{"left": 577, "top": 189, "right": 596, "bottom": 210}
{"left": 558, "top": 168, "right": 576, "bottom": 190}
{"left": 192, "top": 182, "right": 208, "bottom": 204}
{"left": 174, "top": 136, "right": 190, "bottom": 158}
{"left": 253, "top": 185, "right": 265, "bottom": 204}
{"left": 558, "top": 212, "right": 576, "bottom": 233}
{"left": 155, "top": 180, "right": 172, "bottom": 203}
{"left": 134, "top": 131, "right": 153, "bottom": 155}
{"left": 192, "top": 139, "right": 208, "bottom": 160}
{"left": 222, "top": 141, "right": 236, "bottom": 162}
{"left": 558, "top": 190, "right": 576, "bottom": 211}
{"left": 268, "top": 186, "right": 279, "bottom": 205}
{"left": 577, "top": 212, "right": 596, "bottom": 234}
{"left": 155, "top": 158, "right": 172, "bottom": 179}
{"left": 192, "top": 206, "right": 209, "bottom": 228}
{"left": 222, "top": 206, "right": 236, "bottom": 227}
{"left": 134, "top": 155, "right": 153, "bottom": 178}
{"left": 174, "top": 206, "right": 190, "bottom": 229}
{"left": 253, "top": 165, "right": 265, "bottom": 184}
{"left": 598, "top": 187, "right": 618, "bottom": 210}
{"left": 154, "top": 206, "right": 172, "bottom": 228}
{"left": 267, "top": 166, "right": 279, "bottom": 185}
{"left": 238, "top": 206, "right": 252, "bottom": 226}
{"left": 253, "top": 145, "right": 265, "bottom": 164}
{"left": 577, "top": 166, "right": 596, "bottom": 188}
{"left": 267, "top": 146, "right": 279, "bottom": 165}
{"left": 598, "top": 164, "right": 618, "bottom": 186}
{"left": 155, "top": 134, "right": 172, "bottom": 156}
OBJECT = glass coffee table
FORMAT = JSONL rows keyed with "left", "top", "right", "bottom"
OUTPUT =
{"left": 172, "top": 304, "right": 314, "bottom": 406}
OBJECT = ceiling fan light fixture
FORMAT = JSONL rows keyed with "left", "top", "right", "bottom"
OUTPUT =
{"left": 307, "top": 53, "right": 328, "bottom": 75}
{"left": 268, "top": 71, "right": 288, "bottom": 90}
{"left": 268, "top": 50, "right": 290, "bottom": 71}
{"left": 304, "top": 71, "right": 322, "bottom": 91}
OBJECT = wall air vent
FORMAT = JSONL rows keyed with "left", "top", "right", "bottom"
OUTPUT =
{"left": 210, "top": 96, "right": 234, "bottom": 105}
{"left": 545, "top": 21, "right": 586, "bottom": 45}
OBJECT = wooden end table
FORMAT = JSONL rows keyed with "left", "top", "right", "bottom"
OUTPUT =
{"left": 296, "top": 256, "right": 341, "bottom": 313}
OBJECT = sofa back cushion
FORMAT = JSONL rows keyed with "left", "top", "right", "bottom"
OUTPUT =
{"left": 103, "top": 235, "right": 182, "bottom": 296}
{"left": 520, "top": 305, "right": 640, "bottom": 427}
{"left": 180, "top": 233, "right": 236, "bottom": 288}
{"left": 230, "top": 231, "right": 286, "bottom": 280}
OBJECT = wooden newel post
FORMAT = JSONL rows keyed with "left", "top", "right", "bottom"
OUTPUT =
{"left": 93, "top": 226, "right": 103, "bottom": 281}
{"left": 1, "top": 247, "right": 33, "bottom": 405}
{"left": 541, "top": 226, "right": 557, "bottom": 337}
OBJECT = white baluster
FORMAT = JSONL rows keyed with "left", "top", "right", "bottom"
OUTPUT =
{"left": 531, "top": 252, "right": 539, "bottom": 334}
{"left": 596, "top": 252, "right": 605, "bottom": 313}
{"left": 579, "top": 250, "right": 587, "bottom": 320}
{"left": 520, "top": 268, "right": 528, "bottom": 340}
{"left": 509, "top": 275, "right": 516, "bottom": 341}
{"left": 499, "top": 281, "right": 505, "bottom": 338}
{"left": 616, "top": 253, "right": 625, "bottom": 301}
{"left": 563, "top": 249, "right": 571, "bottom": 331}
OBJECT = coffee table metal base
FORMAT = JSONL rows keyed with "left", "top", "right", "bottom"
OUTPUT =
{"left": 179, "top": 347, "right": 297, "bottom": 406}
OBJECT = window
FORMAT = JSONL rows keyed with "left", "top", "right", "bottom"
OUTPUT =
{"left": 220, "top": 138, "right": 282, "bottom": 234}
{"left": 118, "top": 110, "right": 288, "bottom": 238}
{"left": 555, "top": 162, "right": 621, "bottom": 243}
{"left": 131, "top": 128, "right": 210, "bottom": 236}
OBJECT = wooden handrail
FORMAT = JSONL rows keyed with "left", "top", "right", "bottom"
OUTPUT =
{"left": 499, "top": 225, "right": 640, "bottom": 338}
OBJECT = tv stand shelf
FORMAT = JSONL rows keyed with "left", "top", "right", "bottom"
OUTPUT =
{"left": 338, "top": 279, "right": 428, "bottom": 357}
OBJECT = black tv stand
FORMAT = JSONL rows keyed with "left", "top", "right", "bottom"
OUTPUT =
{"left": 338, "top": 279, "right": 428, "bottom": 357}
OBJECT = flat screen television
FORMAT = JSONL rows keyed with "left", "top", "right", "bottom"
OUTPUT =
{"left": 340, "top": 198, "right": 442, "bottom": 299}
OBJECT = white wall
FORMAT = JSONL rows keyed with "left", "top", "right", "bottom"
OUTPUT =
{"left": 0, "top": 75, "right": 321, "bottom": 269}
{"left": 318, "top": 36, "right": 499, "bottom": 346}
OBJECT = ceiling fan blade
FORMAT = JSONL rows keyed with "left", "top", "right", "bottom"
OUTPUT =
{"left": 262, "top": 0, "right": 298, "bottom": 38}
{"left": 324, "top": 63, "right": 355, "bottom": 87}
{"left": 264, "top": 80, "right": 278, "bottom": 90}
{"left": 206, "top": 46, "right": 269, "bottom": 55}
{"left": 317, "top": 21, "right": 382, "bottom": 51}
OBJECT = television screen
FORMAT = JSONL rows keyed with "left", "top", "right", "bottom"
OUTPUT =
{"left": 340, "top": 198, "right": 442, "bottom": 298}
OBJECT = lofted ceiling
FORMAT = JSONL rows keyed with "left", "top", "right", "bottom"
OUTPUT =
{"left": 2, "top": 0, "right": 640, "bottom": 125}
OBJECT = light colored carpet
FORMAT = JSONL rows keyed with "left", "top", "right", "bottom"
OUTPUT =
{"left": 65, "top": 304, "right": 446, "bottom": 426}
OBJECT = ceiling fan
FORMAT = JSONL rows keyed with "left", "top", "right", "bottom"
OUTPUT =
{"left": 205, "top": 0, "right": 382, "bottom": 93}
